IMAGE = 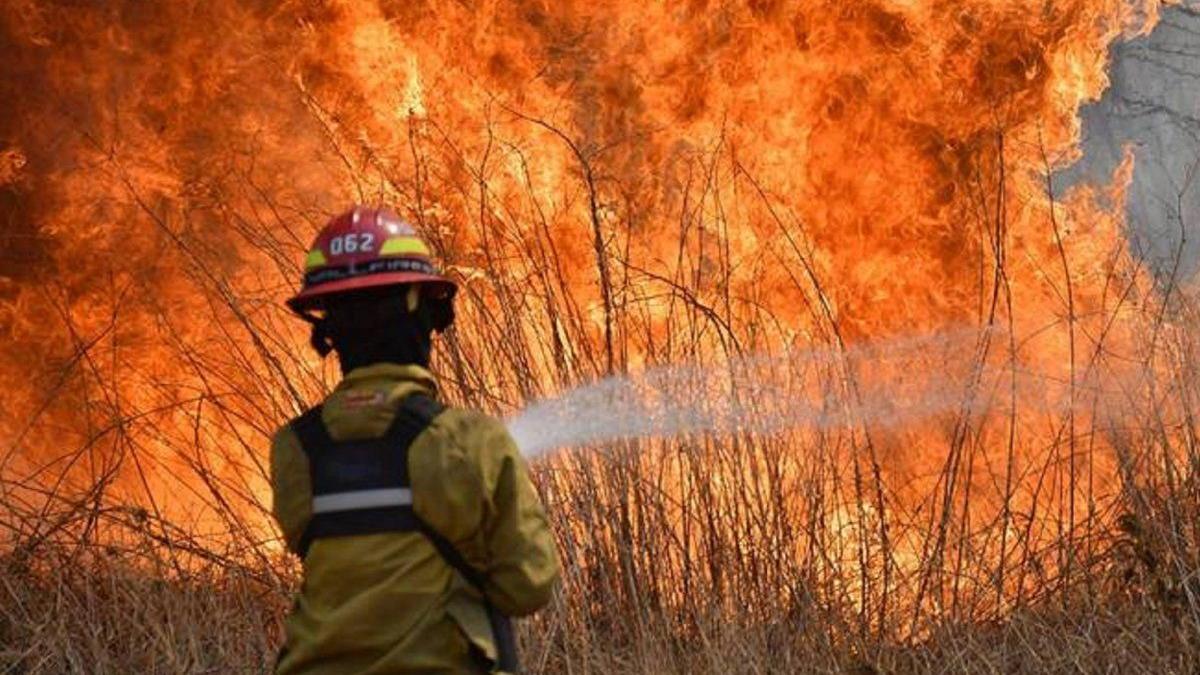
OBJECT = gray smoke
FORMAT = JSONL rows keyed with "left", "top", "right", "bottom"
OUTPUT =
{"left": 1058, "top": 3, "right": 1200, "bottom": 281}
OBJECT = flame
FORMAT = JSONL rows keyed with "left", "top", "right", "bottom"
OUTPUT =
{"left": 0, "top": 149, "right": 25, "bottom": 187}
{"left": 0, "top": 0, "right": 1185, "bottom": 630}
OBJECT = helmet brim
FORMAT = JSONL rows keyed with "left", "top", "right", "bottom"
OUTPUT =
{"left": 286, "top": 271, "right": 457, "bottom": 313}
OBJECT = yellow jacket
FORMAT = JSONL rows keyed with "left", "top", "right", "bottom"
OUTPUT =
{"left": 271, "top": 364, "right": 560, "bottom": 675}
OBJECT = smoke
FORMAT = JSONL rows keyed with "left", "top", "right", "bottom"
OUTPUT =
{"left": 1060, "top": 3, "right": 1200, "bottom": 280}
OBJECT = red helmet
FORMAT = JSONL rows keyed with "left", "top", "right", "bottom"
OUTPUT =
{"left": 287, "top": 206, "right": 456, "bottom": 313}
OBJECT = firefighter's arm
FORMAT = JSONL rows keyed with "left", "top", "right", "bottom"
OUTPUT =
{"left": 477, "top": 421, "right": 561, "bottom": 617}
{"left": 412, "top": 409, "right": 561, "bottom": 616}
{"left": 269, "top": 425, "right": 313, "bottom": 555}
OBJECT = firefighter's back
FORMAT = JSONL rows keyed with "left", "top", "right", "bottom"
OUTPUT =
{"left": 271, "top": 363, "right": 558, "bottom": 674}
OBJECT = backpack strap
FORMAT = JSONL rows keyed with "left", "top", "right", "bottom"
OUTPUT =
{"left": 292, "top": 394, "right": 443, "bottom": 556}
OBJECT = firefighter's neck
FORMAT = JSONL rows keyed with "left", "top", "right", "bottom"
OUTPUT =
{"left": 338, "top": 354, "right": 429, "bottom": 376}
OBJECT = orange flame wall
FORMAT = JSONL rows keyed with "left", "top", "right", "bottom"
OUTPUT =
{"left": 0, "top": 0, "right": 1167, "bottom": 544}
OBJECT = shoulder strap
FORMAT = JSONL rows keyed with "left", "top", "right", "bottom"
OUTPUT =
{"left": 413, "top": 517, "right": 487, "bottom": 590}
{"left": 291, "top": 404, "right": 330, "bottom": 454}
{"left": 401, "top": 392, "right": 445, "bottom": 426}
{"left": 395, "top": 396, "right": 520, "bottom": 672}
{"left": 290, "top": 393, "right": 441, "bottom": 463}
{"left": 380, "top": 395, "right": 481, "bottom": 588}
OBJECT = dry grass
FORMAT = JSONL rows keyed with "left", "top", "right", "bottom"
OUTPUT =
{"left": 1, "top": 531, "right": 1197, "bottom": 673}
{"left": 0, "top": 548, "right": 287, "bottom": 673}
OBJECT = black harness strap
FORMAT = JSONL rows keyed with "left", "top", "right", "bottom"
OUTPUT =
{"left": 413, "top": 516, "right": 521, "bottom": 674}
{"left": 292, "top": 398, "right": 429, "bottom": 557}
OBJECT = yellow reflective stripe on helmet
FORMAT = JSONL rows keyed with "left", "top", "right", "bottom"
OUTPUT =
{"left": 380, "top": 236, "right": 430, "bottom": 257}
{"left": 305, "top": 249, "right": 327, "bottom": 269}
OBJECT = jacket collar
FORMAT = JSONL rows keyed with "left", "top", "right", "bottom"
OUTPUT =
{"left": 338, "top": 363, "right": 439, "bottom": 395}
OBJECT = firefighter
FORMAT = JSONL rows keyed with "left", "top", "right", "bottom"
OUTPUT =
{"left": 271, "top": 205, "right": 560, "bottom": 674}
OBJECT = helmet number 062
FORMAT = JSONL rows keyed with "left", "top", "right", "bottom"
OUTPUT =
{"left": 329, "top": 233, "right": 375, "bottom": 256}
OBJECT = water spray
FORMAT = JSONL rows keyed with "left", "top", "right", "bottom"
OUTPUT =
{"left": 506, "top": 326, "right": 1133, "bottom": 458}
{"left": 507, "top": 328, "right": 990, "bottom": 457}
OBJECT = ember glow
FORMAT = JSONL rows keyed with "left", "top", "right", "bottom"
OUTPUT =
{"left": 0, "top": 0, "right": 1188, "bottom": 632}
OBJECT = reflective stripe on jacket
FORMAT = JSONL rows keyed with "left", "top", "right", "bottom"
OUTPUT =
{"left": 271, "top": 363, "right": 560, "bottom": 674}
